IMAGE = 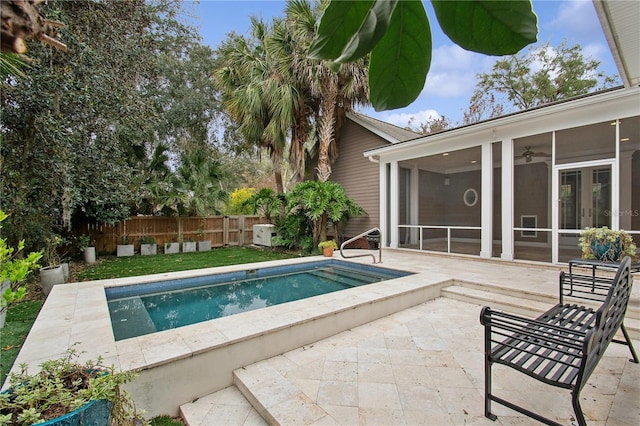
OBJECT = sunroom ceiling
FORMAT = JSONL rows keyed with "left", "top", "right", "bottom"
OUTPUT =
{"left": 594, "top": 0, "right": 640, "bottom": 87}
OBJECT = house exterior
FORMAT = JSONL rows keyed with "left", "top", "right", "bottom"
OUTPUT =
{"left": 330, "top": 114, "right": 419, "bottom": 240}
{"left": 332, "top": 0, "right": 639, "bottom": 264}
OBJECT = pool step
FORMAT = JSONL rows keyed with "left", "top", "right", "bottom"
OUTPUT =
{"left": 108, "top": 296, "right": 156, "bottom": 340}
{"left": 307, "top": 268, "right": 375, "bottom": 287}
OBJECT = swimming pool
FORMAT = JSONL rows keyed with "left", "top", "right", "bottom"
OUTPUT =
{"left": 106, "top": 259, "right": 412, "bottom": 340}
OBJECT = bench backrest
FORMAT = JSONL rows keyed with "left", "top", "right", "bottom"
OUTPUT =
{"left": 577, "top": 256, "right": 632, "bottom": 391}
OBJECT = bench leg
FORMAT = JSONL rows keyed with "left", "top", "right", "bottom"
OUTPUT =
{"left": 571, "top": 390, "right": 587, "bottom": 426}
{"left": 484, "top": 360, "right": 497, "bottom": 421}
{"left": 620, "top": 323, "right": 639, "bottom": 364}
{"left": 483, "top": 327, "right": 497, "bottom": 421}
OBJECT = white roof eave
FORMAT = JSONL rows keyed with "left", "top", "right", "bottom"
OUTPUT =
{"left": 363, "top": 86, "right": 639, "bottom": 159}
{"left": 347, "top": 112, "right": 401, "bottom": 143}
{"left": 593, "top": 0, "right": 640, "bottom": 88}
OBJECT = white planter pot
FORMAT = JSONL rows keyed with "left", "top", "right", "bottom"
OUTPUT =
{"left": 117, "top": 244, "right": 134, "bottom": 257}
{"left": 182, "top": 242, "right": 196, "bottom": 253}
{"left": 164, "top": 243, "right": 179, "bottom": 254}
{"left": 83, "top": 246, "right": 96, "bottom": 264}
{"left": 140, "top": 243, "right": 157, "bottom": 256}
{"left": 198, "top": 240, "right": 212, "bottom": 252}
{"left": 61, "top": 262, "right": 70, "bottom": 282}
{"left": 39, "top": 265, "right": 66, "bottom": 296}
{"left": 1, "top": 279, "right": 9, "bottom": 329}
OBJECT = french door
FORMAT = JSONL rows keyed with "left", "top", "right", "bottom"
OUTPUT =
{"left": 557, "top": 163, "right": 613, "bottom": 257}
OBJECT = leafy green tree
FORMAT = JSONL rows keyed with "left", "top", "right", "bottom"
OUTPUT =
{"left": 310, "top": 0, "right": 539, "bottom": 111}
{"left": 470, "top": 41, "right": 619, "bottom": 115}
{"left": 1, "top": 0, "right": 225, "bottom": 249}
{"left": 1, "top": 0, "right": 156, "bottom": 248}
{"left": 147, "top": 6, "right": 222, "bottom": 156}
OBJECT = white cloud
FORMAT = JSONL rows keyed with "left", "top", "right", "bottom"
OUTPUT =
{"left": 547, "top": 1, "right": 602, "bottom": 42}
{"left": 379, "top": 109, "right": 441, "bottom": 128}
{"left": 421, "top": 45, "right": 495, "bottom": 98}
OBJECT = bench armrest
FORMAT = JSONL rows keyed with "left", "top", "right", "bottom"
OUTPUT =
{"left": 480, "top": 306, "right": 586, "bottom": 353}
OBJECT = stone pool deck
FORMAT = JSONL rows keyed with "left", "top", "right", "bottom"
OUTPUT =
{"left": 5, "top": 249, "right": 640, "bottom": 424}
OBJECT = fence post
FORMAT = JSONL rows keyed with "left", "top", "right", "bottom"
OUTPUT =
{"left": 223, "top": 216, "right": 229, "bottom": 246}
{"left": 239, "top": 216, "right": 245, "bottom": 246}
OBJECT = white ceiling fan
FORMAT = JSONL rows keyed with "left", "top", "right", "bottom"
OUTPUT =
{"left": 520, "top": 146, "right": 551, "bottom": 163}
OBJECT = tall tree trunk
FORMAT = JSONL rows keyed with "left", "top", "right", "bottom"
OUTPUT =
{"left": 316, "top": 87, "right": 337, "bottom": 182}
{"left": 290, "top": 108, "right": 308, "bottom": 183}
{"left": 272, "top": 154, "right": 284, "bottom": 194}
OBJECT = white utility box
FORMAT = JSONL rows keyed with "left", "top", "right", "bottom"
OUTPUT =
{"left": 253, "top": 224, "right": 278, "bottom": 247}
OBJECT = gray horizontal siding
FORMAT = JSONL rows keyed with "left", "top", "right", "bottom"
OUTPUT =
{"left": 331, "top": 119, "right": 390, "bottom": 240}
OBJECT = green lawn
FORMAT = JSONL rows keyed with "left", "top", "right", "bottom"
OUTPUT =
{"left": 1, "top": 246, "right": 300, "bottom": 384}
{"left": 1, "top": 300, "right": 44, "bottom": 383}
{"left": 74, "top": 246, "right": 300, "bottom": 281}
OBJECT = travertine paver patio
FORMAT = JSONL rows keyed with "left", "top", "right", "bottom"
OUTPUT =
{"left": 182, "top": 266, "right": 640, "bottom": 425}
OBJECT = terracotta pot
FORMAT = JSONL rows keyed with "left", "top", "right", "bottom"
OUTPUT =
{"left": 322, "top": 247, "right": 334, "bottom": 257}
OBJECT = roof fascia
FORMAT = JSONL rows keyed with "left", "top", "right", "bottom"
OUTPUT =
{"left": 346, "top": 112, "right": 400, "bottom": 143}
{"left": 593, "top": 0, "right": 630, "bottom": 88}
{"left": 364, "top": 87, "right": 639, "bottom": 160}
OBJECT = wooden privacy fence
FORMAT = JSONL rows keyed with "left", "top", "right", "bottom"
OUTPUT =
{"left": 79, "top": 216, "right": 269, "bottom": 254}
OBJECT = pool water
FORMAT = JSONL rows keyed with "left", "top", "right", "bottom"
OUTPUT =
{"left": 106, "top": 260, "right": 411, "bottom": 340}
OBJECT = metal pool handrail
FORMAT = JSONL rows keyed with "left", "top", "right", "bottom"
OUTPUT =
{"left": 339, "top": 227, "right": 381, "bottom": 264}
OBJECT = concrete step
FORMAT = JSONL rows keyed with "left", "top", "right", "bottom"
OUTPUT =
{"left": 441, "top": 284, "right": 640, "bottom": 340}
{"left": 232, "top": 363, "right": 327, "bottom": 425}
{"left": 441, "top": 284, "right": 553, "bottom": 318}
{"left": 179, "top": 385, "right": 267, "bottom": 426}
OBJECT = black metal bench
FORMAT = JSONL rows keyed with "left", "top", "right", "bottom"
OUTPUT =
{"left": 480, "top": 256, "right": 637, "bottom": 425}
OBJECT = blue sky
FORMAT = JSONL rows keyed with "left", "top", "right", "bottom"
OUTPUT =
{"left": 189, "top": 0, "right": 619, "bottom": 128}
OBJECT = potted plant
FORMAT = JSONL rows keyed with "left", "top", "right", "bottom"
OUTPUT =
{"left": 39, "top": 234, "right": 68, "bottom": 296}
{"left": 318, "top": 240, "right": 338, "bottom": 257}
{"left": 578, "top": 227, "right": 637, "bottom": 262}
{"left": 0, "top": 210, "right": 42, "bottom": 328}
{"left": 116, "top": 235, "right": 134, "bottom": 257}
{"left": 78, "top": 234, "right": 96, "bottom": 264}
{"left": 182, "top": 237, "right": 196, "bottom": 253}
{"left": 0, "top": 347, "right": 141, "bottom": 425}
{"left": 196, "top": 228, "right": 211, "bottom": 252}
{"left": 139, "top": 236, "right": 157, "bottom": 256}
{"left": 164, "top": 236, "right": 179, "bottom": 254}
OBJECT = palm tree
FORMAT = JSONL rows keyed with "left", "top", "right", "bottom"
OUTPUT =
{"left": 137, "top": 143, "right": 180, "bottom": 215}
{"left": 215, "top": 18, "right": 300, "bottom": 194}
{"left": 281, "top": 0, "right": 370, "bottom": 182}
{"left": 175, "top": 148, "right": 229, "bottom": 216}
{"left": 215, "top": 0, "right": 369, "bottom": 188}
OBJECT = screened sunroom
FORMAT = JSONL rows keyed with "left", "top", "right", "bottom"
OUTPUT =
{"left": 366, "top": 87, "right": 639, "bottom": 264}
